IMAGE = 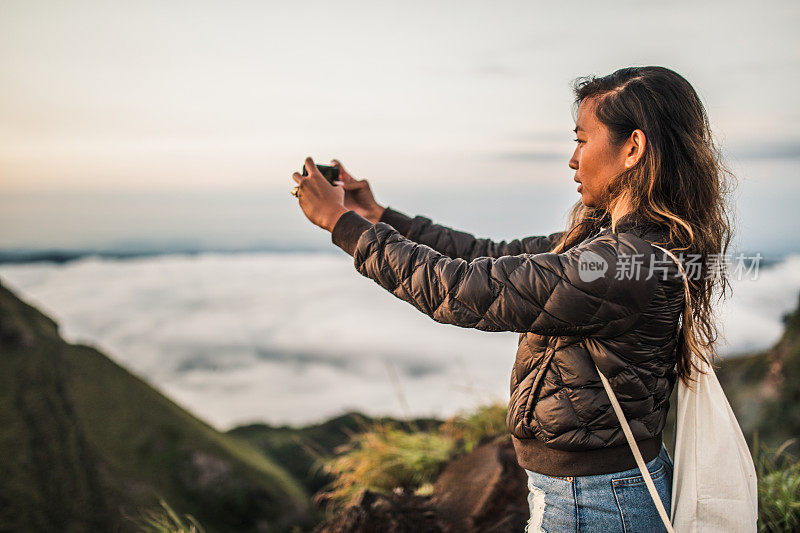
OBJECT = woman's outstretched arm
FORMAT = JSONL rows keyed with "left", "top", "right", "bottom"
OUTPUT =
{"left": 331, "top": 210, "right": 658, "bottom": 337}
{"left": 378, "top": 206, "right": 566, "bottom": 261}
{"left": 329, "top": 159, "right": 563, "bottom": 259}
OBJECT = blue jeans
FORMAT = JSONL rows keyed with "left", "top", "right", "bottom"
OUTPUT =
{"left": 524, "top": 442, "right": 674, "bottom": 532}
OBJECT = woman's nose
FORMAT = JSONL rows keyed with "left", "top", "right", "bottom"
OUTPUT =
{"left": 568, "top": 152, "right": 579, "bottom": 170}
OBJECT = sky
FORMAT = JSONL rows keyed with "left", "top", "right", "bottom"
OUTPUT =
{"left": 1, "top": 0, "right": 799, "bottom": 254}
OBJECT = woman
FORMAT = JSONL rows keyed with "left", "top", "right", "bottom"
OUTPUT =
{"left": 290, "top": 66, "right": 734, "bottom": 532}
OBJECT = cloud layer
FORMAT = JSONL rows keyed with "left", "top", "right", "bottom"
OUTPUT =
{"left": 2, "top": 251, "right": 798, "bottom": 430}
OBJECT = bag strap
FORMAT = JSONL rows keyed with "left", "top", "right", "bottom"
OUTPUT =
{"left": 594, "top": 366, "right": 675, "bottom": 532}
{"left": 592, "top": 243, "right": 688, "bottom": 533}
{"left": 653, "top": 243, "right": 692, "bottom": 329}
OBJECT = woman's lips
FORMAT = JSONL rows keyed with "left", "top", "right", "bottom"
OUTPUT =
{"left": 577, "top": 184, "right": 583, "bottom": 192}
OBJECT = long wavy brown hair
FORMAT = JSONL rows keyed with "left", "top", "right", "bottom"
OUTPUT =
{"left": 548, "top": 66, "right": 737, "bottom": 388}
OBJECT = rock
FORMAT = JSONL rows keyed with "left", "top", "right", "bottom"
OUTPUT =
{"left": 313, "top": 489, "right": 442, "bottom": 533}
{"left": 313, "top": 439, "right": 530, "bottom": 532}
{"left": 432, "top": 439, "right": 528, "bottom": 532}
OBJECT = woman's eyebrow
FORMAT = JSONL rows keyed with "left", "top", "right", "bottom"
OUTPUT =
{"left": 573, "top": 125, "right": 585, "bottom": 133}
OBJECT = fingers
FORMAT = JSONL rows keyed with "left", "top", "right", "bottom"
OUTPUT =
{"left": 340, "top": 180, "right": 367, "bottom": 190}
{"left": 330, "top": 158, "right": 354, "bottom": 182}
{"left": 292, "top": 172, "right": 304, "bottom": 184}
{"left": 304, "top": 156, "right": 319, "bottom": 176}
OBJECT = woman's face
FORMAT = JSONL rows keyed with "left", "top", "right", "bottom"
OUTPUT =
{"left": 568, "top": 97, "right": 630, "bottom": 208}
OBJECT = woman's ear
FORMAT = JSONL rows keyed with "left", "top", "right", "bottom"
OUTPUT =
{"left": 624, "top": 129, "right": 646, "bottom": 168}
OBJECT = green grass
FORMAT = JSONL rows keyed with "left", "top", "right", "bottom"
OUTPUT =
{"left": 440, "top": 402, "right": 509, "bottom": 453}
{"left": 755, "top": 437, "right": 800, "bottom": 532}
{"left": 124, "top": 498, "right": 206, "bottom": 533}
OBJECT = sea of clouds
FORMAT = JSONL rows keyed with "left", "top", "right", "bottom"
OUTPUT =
{"left": 1, "top": 251, "right": 799, "bottom": 431}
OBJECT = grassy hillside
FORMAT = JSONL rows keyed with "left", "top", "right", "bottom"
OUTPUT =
{"left": 0, "top": 279, "right": 310, "bottom": 532}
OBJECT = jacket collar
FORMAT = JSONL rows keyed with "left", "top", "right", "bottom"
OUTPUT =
{"left": 610, "top": 212, "right": 641, "bottom": 233}
{"left": 598, "top": 212, "right": 640, "bottom": 234}
{"left": 582, "top": 213, "right": 665, "bottom": 247}
{"left": 597, "top": 212, "right": 672, "bottom": 244}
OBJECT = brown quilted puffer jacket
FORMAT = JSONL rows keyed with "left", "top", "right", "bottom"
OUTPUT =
{"left": 331, "top": 206, "right": 683, "bottom": 477}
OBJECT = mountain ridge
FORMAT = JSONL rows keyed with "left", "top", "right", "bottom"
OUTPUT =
{"left": 0, "top": 278, "right": 310, "bottom": 532}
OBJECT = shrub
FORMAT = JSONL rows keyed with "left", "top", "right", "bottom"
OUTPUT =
{"left": 441, "top": 403, "right": 509, "bottom": 453}
{"left": 315, "top": 421, "right": 456, "bottom": 507}
{"left": 315, "top": 403, "right": 508, "bottom": 508}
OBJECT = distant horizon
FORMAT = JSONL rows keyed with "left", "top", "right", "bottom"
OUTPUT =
{"left": 0, "top": 243, "right": 795, "bottom": 267}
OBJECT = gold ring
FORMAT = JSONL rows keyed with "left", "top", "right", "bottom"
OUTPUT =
{"left": 290, "top": 186, "right": 300, "bottom": 197}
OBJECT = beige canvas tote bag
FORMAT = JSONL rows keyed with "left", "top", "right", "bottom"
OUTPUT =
{"left": 593, "top": 243, "right": 758, "bottom": 532}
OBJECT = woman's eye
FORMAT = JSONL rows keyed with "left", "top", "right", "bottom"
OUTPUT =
{"left": 573, "top": 138, "right": 584, "bottom": 144}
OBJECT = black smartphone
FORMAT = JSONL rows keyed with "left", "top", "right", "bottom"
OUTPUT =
{"left": 301, "top": 163, "right": 340, "bottom": 185}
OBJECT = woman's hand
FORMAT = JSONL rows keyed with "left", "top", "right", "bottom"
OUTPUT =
{"left": 292, "top": 157, "right": 349, "bottom": 233}
{"left": 330, "top": 159, "right": 386, "bottom": 224}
